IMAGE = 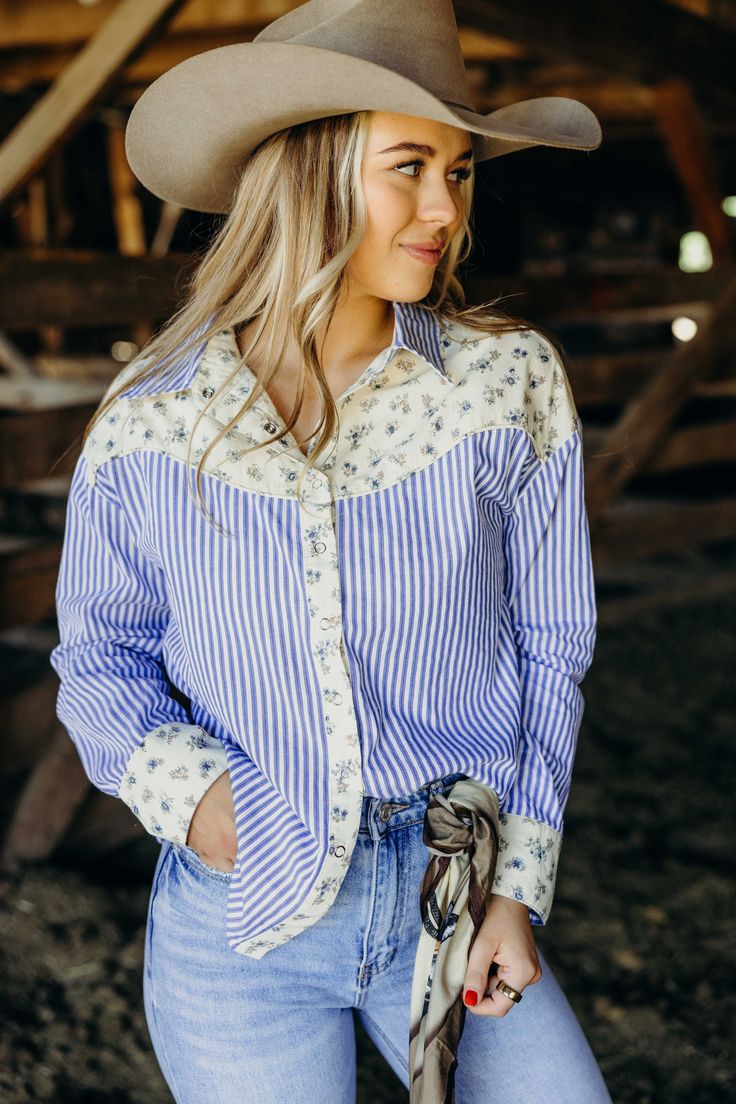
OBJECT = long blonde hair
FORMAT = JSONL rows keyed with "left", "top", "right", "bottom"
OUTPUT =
{"left": 80, "top": 109, "right": 566, "bottom": 521}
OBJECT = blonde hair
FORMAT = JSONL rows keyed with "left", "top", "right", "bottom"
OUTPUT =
{"left": 80, "top": 110, "right": 566, "bottom": 525}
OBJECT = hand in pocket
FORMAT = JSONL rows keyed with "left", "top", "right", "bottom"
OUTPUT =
{"left": 185, "top": 771, "right": 237, "bottom": 872}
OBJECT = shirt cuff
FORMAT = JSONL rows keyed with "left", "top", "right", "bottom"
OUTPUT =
{"left": 491, "top": 812, "right": 562, "bottom": 926}
{"left": 117, "top": 722, "right": 230, "bottom": 846}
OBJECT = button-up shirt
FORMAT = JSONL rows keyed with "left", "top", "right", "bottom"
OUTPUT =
{"left": 50, "top": 299, "right": 597, "bottom": 958}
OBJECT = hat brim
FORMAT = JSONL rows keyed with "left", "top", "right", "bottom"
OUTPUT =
{"left": 125, "top": 41, "right": 602, "bottom": 213}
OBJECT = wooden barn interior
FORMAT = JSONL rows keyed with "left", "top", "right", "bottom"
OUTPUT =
{"left": 0, "top": 3, "right": 734, "bottom": 1103}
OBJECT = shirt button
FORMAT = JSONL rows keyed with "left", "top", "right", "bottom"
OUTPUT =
{"left": 201, "top": 386, "right": 215, "bottom": 399}
{"left": 263, "top": 420, "right": 278, "bottom": 433}
{"left": 334, "top": 845, "right": 346, "bottom": 857}
{"left": 319, "top": 616, "right": 331, "bottom": 630}
{"left": 332, "top": 691, "right": 343, "bottom": 706}
{"left": 313, "top": 541, "right": 327, "bottom": 554}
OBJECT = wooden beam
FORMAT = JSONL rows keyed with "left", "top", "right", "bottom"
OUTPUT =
{"left": 570, "top": 350, "right": 736, "bottom": 407}
{"left": 0, "top": 24, "right": 526, "bottom": 94}
{"left": 0, "top": 726, "right": 91, "bottom": 870}
{"left": 584, "top": 272, "right": 736, "bottom": 523}
{"left": 596, "top": 566, "right": 736, "bottom": 627}
{"left": 646, "top": 420, "right": 736, "bottom": 471}
{"left": 0, "top": 249, "right": 190, "bottom": 328}
{"left": 0, "top": 0, "right": 187, "bottom": 209}
{"left": 0, "top": 0, "right": 289, "bottom": 49}
{"left": 0, "top": 535, "right": 62, "bottom": 630}
{"left": 0, "top": 404, "right": 91, "bottom": 487}
{"left": 0, "top": 376, "right": 108, "bottom": 411}
{"left": 3, "top": 250, "right": 736, "bottom": 334}
{"left": 584, "top": 418, "right": 736, "bottom": 472}
{"left": 455, "top": 0, "right": 736, "bottom": 110}
{"left": 651, "top": 78, "right": 733, "bottom": 265}
{"left": 465, "top": 262, "right": 736, "bottom": 324}
{"left": 591, "top": 496, "right": 736, "bottom": 566}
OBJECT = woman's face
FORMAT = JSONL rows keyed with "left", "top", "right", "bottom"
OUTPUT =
{"left": 348, "top": 111, "right": 472, "bottom": 302}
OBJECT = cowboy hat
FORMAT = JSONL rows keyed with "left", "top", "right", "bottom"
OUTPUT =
{"left": 125, "top": 0, "right": 602, "bottom": 214}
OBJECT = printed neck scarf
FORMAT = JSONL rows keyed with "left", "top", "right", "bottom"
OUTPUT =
{"left": 409, "top": 777, "right": 501, "bottom": 1104}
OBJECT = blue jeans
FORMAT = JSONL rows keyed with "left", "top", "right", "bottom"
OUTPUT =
{"left": 143, "top": 771, "right": 613, "bottom": 1103}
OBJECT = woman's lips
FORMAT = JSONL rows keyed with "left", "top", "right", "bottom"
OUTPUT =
{"left": 400, "top": 244, "right": 442, "bottom": 265}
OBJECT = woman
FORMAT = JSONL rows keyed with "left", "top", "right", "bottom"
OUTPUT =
{"left": 50, "top": 1, "right": 613, "bottom": 1101}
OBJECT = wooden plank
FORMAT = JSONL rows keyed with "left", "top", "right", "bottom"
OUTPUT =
{"left": 651, "top": 78, "right": 732, "bottom": 265}
{"left": 3, "top": 252, "right": 735, "bottom": 331}
{"left": 0, "top": 249, "right": 189, "bottom": 328}
{"left": 591, "top": 496, "right": 736, "bottom": 567}
{"left": 0, "top": 377, "right": 108, "bottom": 410}
{"left": 596, "top": 567, "right": 736, "bottom": 627}
{"left": 33, "top": 353, "right": 119, "bottom": 382}
{"left": 455, "top": 0, "right": 736, "bottom": 109}
{"left": 569, "top": 349, "right": 736, "bottom": 408}
{"left": 464, "top": 262, "right": 736, "bottom": 323}
{"left": 584, "top": 420, "right": 736, "bottom": 470}
{"left": 0, "top": 405, "right": 90, "bottom": 487}
{"left": 0, "top": 0, "right": 187, "bottom": 208}
{"left": 584, "top": 272, "right": 736, "bottom": 523}
{"left": 2, "top": 476, "right": 72, "bottom": 538}
{"left": 648, "top": 421, "right": 736, "bottom": 471}
{"left": 0, "top": 726, "right": 91, "bottom": 870}
{"left": 0, "top": 0, "right": 289, "bottom": 49}
{"left": 0, "top": 536, "right": 62, "bottom": 630}
{"left": 106, "top": 118, "right": 147, "bottom": 256}
{"left": 0, "top": 23, "right": 523, "bottom": 92}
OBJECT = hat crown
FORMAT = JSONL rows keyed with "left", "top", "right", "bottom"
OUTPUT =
{"left": 254, "top": 0, "right": 474, "bottom": 110}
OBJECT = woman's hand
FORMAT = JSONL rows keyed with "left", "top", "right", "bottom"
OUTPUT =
{"left": 462, "top": 893, "right": 542, "bottom": 1016}
{"left": 185, "top": 771, "right": 237, "bottom": 872}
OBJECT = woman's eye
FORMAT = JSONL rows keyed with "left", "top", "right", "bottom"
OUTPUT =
{"left": 394, "top": 160, "right": 472, "bottom": 182}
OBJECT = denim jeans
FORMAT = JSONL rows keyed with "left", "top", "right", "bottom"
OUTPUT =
{"left": 143, "top": 770, "right": 613, "bottom": 1103}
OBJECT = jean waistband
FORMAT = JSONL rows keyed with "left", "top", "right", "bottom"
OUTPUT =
{"left": 358, "top": 770, "right": 468, "bottom": 837}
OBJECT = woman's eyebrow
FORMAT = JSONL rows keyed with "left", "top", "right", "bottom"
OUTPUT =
{"left": 376, "top": 141, "right": 473, "bottom": 162}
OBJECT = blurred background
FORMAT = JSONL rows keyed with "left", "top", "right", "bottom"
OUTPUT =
{"left": 0, "top": 1, "right": 734, "bottom": 1101}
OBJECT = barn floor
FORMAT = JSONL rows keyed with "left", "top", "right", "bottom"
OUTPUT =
{"left": 1, "top": 589, "right": 734, "bottom": 1104}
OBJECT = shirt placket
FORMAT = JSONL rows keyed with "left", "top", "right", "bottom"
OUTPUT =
{"left": 233, "top": 426, "right": 368, "bottom": 955}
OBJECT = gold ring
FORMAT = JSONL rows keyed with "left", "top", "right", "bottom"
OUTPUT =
{"left": 495, "top": 979, "right": 523, "bottom": 1003}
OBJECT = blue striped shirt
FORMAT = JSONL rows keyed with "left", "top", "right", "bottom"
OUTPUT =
{"left": 50, "top": 299, "right": 597, "bottom": 957}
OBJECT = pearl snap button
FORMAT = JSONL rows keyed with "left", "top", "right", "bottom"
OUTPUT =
{"left": 313, "top": 541, "right": 327, "bottom": 554}
{"left": 334, "top": 845, "right": 346, "bottom": 857}
{"left": 320, "top": 617, "right": 331, "bottom": 630}
{"left": 201, "top": 386, "right": 215, "bottom": 399}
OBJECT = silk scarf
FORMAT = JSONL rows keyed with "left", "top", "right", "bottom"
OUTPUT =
{"left": 409, "top": 777, "right": 501, "bottom": 1104}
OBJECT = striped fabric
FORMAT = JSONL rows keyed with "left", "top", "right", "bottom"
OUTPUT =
{"left": 50, "top": 299, "right": 597, "bottom": 958}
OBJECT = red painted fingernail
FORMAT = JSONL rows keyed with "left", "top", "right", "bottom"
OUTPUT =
{"left": 464, "top": 989, "right": 478, "bottom": 1006}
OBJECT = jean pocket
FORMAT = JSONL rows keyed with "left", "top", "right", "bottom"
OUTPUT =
{"left": 174, "top": 842, "right": 234, "bottom": 883}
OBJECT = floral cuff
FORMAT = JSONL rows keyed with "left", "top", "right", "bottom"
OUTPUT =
{"left": 491, "top": 812, "right": 562, "bottom": 926}
{"left": 117, "top": 722, "right": 230, "bottom": 846}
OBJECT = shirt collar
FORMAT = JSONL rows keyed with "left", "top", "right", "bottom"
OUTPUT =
{"left": 192, "top": 297, "right": 449, "bottom": 411}
{"left": 390, "top": 299, "right": 448, "bottom": 378}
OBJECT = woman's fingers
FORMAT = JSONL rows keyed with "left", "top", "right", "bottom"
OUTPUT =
{"left": 186, "top": 771, "right": 238, "bottom": 864}
{"left": 195, "top": 847, "right": 235, "bottom": 873}
{"left": 464, "top": 936, "right": 542, "bottom": 1018}
{"left": 482, "top": 969, "right": 528, "bottom": 1015}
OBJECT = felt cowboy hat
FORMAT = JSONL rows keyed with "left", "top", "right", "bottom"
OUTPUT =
{"left": 125, "top": 0, "right": 603, "bottom": 214}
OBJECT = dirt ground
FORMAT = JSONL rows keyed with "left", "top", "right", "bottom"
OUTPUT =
{"left": 1, "top": 590, "right": 734, "bottom": 1103}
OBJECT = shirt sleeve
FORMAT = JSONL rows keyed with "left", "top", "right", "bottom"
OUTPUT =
{"left": 49, "top": 451, "right": 229, "bottom": 846}
{"left": 491, "top": 423, "right": 597, "bottom": 925}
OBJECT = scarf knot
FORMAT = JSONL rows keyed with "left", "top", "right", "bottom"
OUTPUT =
{"left": 409, "top": 778, "right": 500, "bottom": 1104}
